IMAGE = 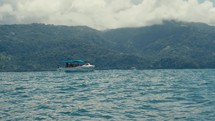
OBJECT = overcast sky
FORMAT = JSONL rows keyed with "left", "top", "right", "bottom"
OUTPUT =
{"left": 0, "top": 0, "right": 215, "bottom": 29}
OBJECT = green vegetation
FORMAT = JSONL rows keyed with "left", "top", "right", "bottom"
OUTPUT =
{"left": 0, "top": 21, "right": 214, "bottom": 71}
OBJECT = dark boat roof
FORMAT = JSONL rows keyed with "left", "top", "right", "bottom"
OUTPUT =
{"left": 63, "top": 60, "right": 87, "bottom": 63}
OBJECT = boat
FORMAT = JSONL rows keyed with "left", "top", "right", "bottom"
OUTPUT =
{"left": 131, "top": 67, "right": 136, "bottom": 70}
{"left": 58, "top": 60, "right": 95, "bottom": 72}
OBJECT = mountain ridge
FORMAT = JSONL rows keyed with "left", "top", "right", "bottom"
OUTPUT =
{"left": 0, "top": 21, "right": 214, "bottom": 71}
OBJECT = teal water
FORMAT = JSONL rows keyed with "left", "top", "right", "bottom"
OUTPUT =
{"left": 0, "top": 69, "right": 215, "bottom": 120}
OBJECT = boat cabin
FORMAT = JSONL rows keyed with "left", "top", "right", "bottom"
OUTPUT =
{"left": 63, "top": 60, "right": 89, "bottom": 68}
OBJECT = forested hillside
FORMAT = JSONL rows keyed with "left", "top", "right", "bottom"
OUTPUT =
{"left": 0, "top": 21, "right": 214, "bottom": 71}
{"left": 103, "top": 21, "right": 215, "bottom": 69}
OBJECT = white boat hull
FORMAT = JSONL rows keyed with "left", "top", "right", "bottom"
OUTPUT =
{"left": 58, "top": 65, "right": 95, "bottom": 72}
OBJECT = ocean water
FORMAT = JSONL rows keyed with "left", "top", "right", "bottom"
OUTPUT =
{"left": 0, "top": 69, "right": 215, "bottom": 121}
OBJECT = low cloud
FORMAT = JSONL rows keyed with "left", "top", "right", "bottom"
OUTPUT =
{"left": 0, "top": 0, "right": 215, "bottom": 29}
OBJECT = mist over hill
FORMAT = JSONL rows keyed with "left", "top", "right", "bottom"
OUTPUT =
{"left": 0, "top": 21, "right": 214, "bottom": 71}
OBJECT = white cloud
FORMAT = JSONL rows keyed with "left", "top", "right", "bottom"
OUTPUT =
{"left": 0, "top": 0, "right": 215, "bottom": 29}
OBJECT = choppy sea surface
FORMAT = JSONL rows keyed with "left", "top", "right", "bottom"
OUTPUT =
{"left": 0, "top": 69, "right": 215, "bottom": 121}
